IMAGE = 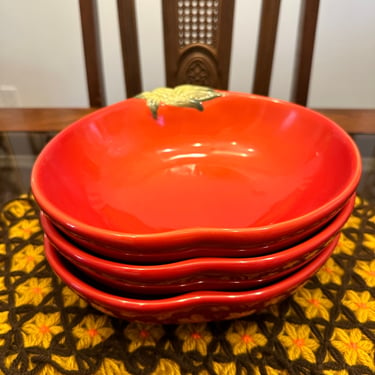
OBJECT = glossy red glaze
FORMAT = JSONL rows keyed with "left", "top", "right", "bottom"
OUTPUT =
{"left": 44, "top": 233, "right": 339, "bottom": 323}
{"left": 32, "top": 91, "right": 361, "bottom": 261}
{"left": 40, "top": 195, "right": 354, "bottom": 295}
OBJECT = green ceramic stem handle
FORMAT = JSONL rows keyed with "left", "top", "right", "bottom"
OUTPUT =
{"left": 136, "top": 84, "right": 222, "bottom": 118}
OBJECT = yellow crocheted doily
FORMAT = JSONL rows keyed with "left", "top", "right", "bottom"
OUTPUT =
{"left": 0, "top": 195, "right": 374, "bottom": 375}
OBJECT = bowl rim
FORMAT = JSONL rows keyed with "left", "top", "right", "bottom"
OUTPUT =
{"left": 44, "top": 232, "right": 339, "bottom": 313}
{"left": 32, "top": 92, "right": 362, "bottom": 249}
{"left": 40, "top": 194, "right": 354, "bottom": 282}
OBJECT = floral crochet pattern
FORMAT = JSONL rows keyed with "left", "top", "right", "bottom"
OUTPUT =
{"left": 0, "top": 194, "right": 374, "bottom": 374}
{"left": 278, "top": 323, "right": 319, "bottom": 362}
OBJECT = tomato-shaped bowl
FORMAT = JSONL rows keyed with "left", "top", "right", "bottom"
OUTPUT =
{"left": 32, "top": 86, "right": 361, "bottom": 262}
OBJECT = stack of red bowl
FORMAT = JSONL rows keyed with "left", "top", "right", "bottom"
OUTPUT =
{"left": 31, "top": 87, "right": 361, "bottom": 324}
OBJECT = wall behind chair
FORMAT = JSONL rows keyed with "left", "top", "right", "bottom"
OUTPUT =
{"left": 0, "top": 0, "right": 374, "bottom": 108}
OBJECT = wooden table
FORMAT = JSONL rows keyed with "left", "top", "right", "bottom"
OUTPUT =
{"left": 0, "top": 108, "right": 375, "bottom": 133}
{"left": 0, "top": 107, "right": 374, "bottom": 375}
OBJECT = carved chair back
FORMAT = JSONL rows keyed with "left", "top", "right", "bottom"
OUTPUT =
{"left": 79, "top": 0, "right": 320, "bottom": 107}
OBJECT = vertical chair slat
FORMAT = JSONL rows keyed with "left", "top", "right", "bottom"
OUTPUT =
{"left": 291, "top": 0, "right": 320, "bottom": 105}
{"left": 79, "top": 0, "right": 106, "bottom": 107}
{"left": 252, "top": 0, "right": 281, "bottom": 96}
{"left": 117, "top": 0, "right": 143, "bottom": 98}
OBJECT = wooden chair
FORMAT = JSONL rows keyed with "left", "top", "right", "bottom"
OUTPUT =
{"left": 79, "top": 0, "right": 320, "bottom": 107}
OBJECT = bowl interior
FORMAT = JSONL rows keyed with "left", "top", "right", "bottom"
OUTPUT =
{"left": 32, "top": 92, "right": 360, "bottom": 235}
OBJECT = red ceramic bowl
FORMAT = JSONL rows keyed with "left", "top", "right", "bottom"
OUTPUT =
{"left": 44, "top": 232, "right": 339, "bottom": 324}
{"left": 32, "top": 86, "right": 361, "bottom": 262}
{"left": 40, "top": 194, "right": 354, "bottom": 295}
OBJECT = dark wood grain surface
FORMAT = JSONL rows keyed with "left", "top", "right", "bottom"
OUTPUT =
{"left": 0, "top": 108, "right": 374, "bottom": 133}
{"left": 0, "top": 108, "right": 96, "bottom": 132}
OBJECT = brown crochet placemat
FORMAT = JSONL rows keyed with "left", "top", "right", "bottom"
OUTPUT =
{"left": 0, "top": 195, "right": 374, "bottom": 375}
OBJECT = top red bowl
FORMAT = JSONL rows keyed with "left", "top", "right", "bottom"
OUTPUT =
{"left": 31, "top": 86, "right": 361, "bottom": 258}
